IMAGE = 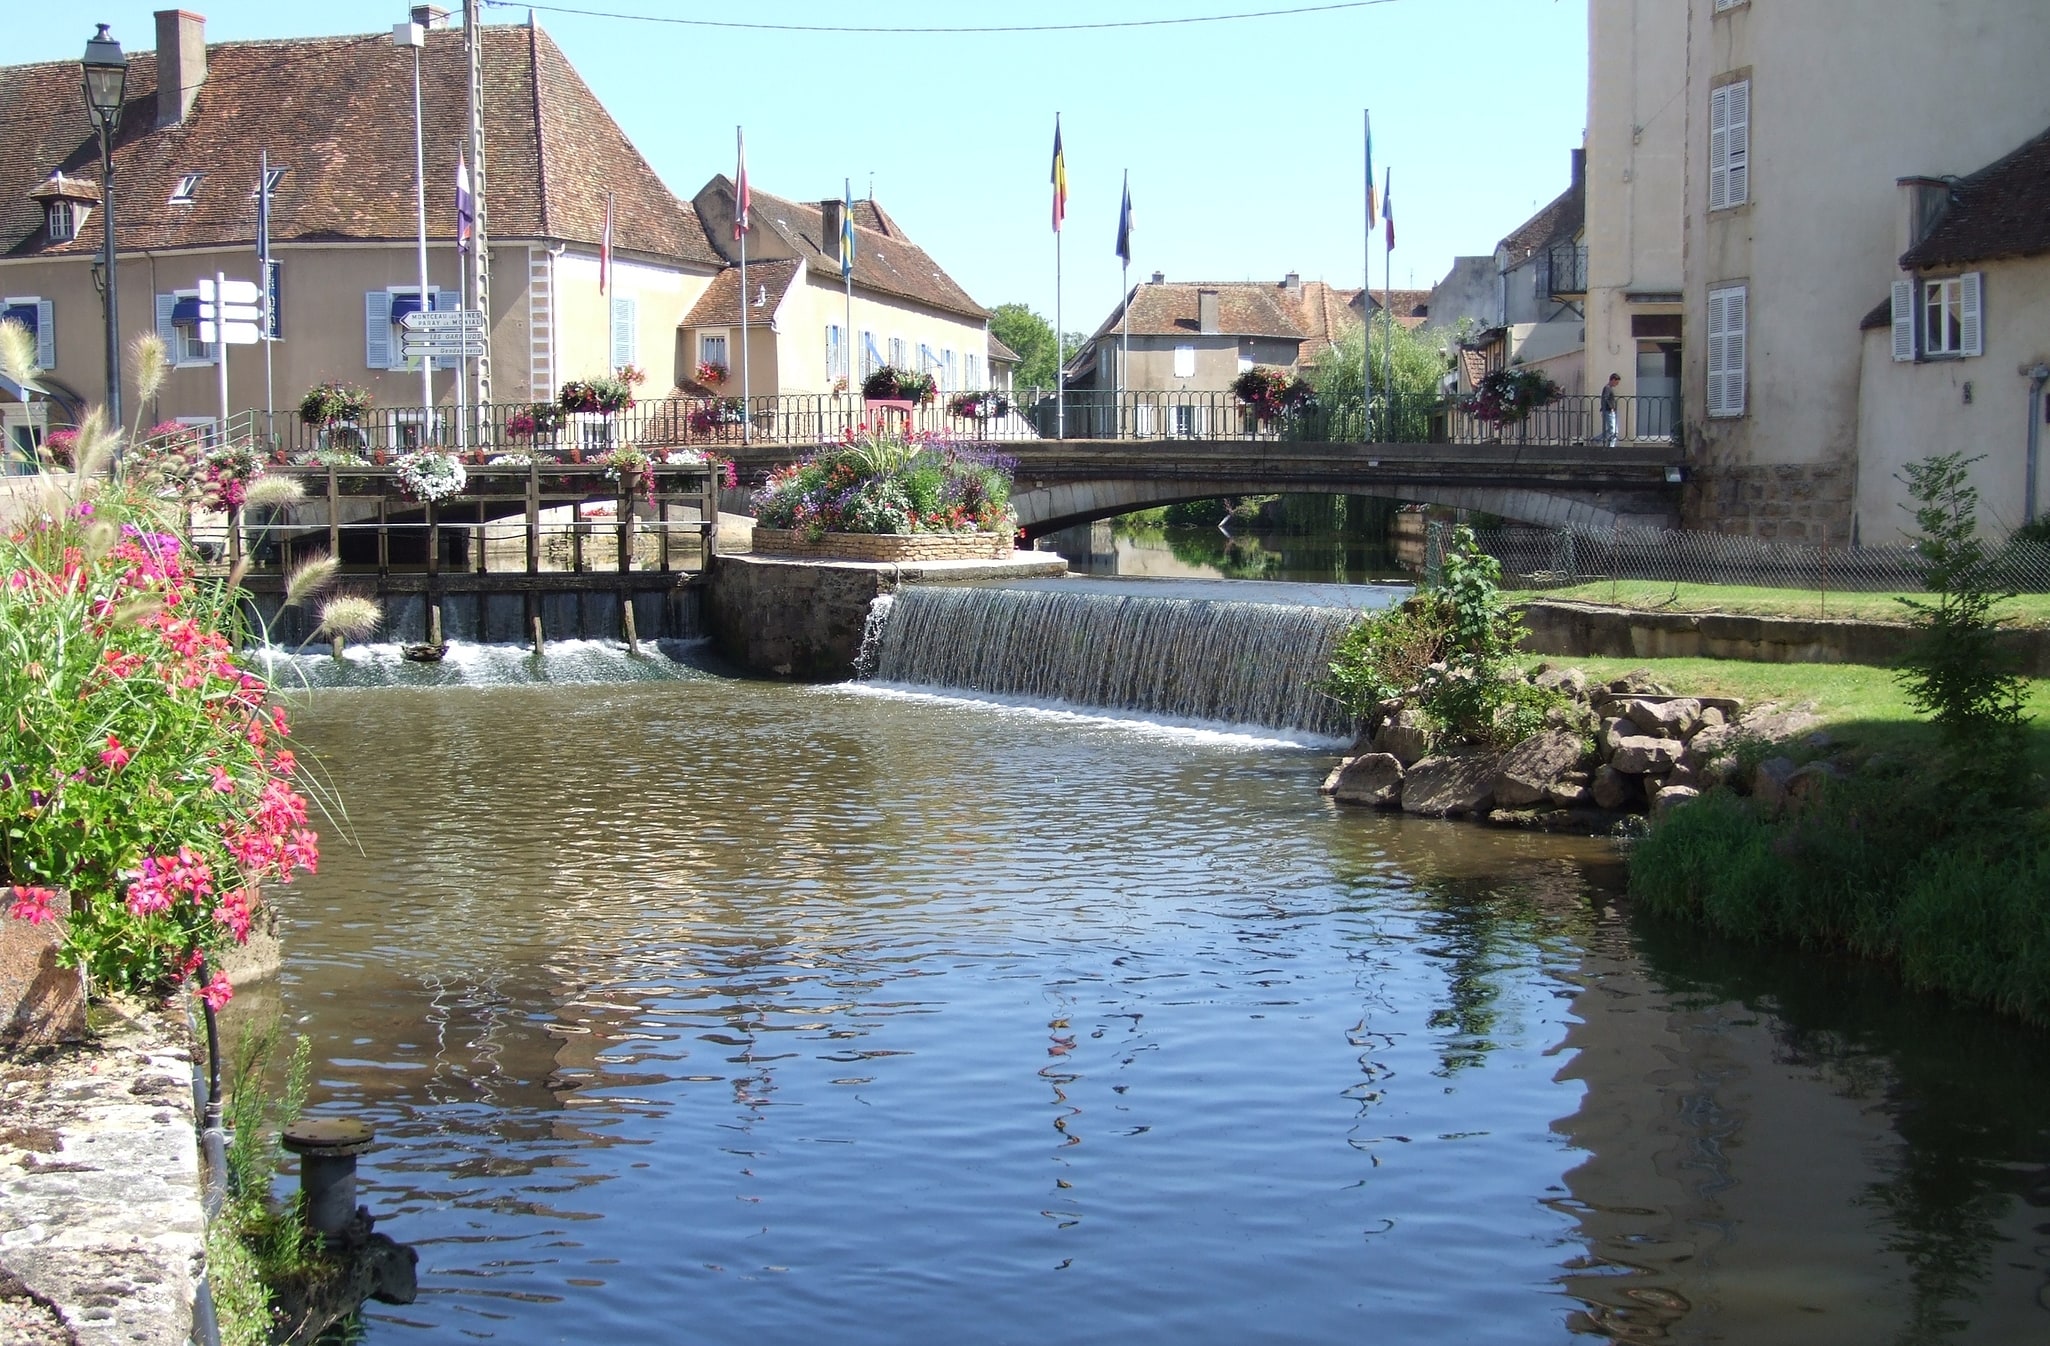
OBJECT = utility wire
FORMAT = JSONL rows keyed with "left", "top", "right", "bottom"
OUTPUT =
{"left": 481, "top": 0, "right": 1396, "bottom": 35}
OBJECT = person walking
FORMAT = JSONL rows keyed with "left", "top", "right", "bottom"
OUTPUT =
{"left": 1600, "top": 372, "right": 1622, "bottom": 447}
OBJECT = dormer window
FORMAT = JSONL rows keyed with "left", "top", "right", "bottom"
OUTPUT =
{"left": 252, "top": 167, "right": 287, "bottom": 198}
{"left": 45, "top": 202, "right": 76, "bottom": 242}
{"left": 169, "top": 174, "right": 203, "bottom": 206}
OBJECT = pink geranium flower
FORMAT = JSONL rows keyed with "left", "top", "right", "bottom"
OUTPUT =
{"left": 99, "top": 735, "right": 131, "bottom": 770}
{"left": 7, "top": 886, "right": 59, "bottom": 925}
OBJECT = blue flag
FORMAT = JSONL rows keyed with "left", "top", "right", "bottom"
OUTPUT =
{"left": 1115, "top": 171, "right": 1132, "bottom": 264}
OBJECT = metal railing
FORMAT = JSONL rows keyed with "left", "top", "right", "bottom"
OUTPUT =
{"left": 1537, "top": 243, "right": 1589, "bottom": 298}
{"left": 1426, "top": 522, "right": 2050, "bottom": 597}
{"left": 232, "top": 390, "right": 1680, "bottom": 456}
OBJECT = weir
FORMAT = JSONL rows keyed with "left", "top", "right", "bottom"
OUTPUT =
{"left": 862, "top": 583, "right": 1378, "bottom": 737}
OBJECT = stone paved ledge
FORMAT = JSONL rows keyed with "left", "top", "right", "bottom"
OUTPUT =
{"left": 0, "top": 1006, "right": 203, "bottom": 1346}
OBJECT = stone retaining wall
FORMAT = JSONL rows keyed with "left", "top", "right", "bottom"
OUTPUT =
{"left": 751, "top": 528, "right": 1014, "bottom": 563}
{"left": 1518, "top": 599, "right": 2050, "bottom": 676}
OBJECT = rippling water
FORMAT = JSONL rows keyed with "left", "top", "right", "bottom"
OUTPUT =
{"left": 253, "top": 669, "right": 2050, "bottom": 1345}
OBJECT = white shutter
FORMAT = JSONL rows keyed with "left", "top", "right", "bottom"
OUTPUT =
{"left": 156, "top": 293, "right": 180, "bottom": 366}
{"left": 1724, "top": 81, "right": 1750, "bottom": 207}
{"left": 1890, "top": 279, "right": 1916, "bottom": 362}
{"left": 431, "top": 288, "right": 459, "bottom": 371}
{"left": 1135, "top": 401, "right": 1154, "bottom": 436}
{"left": 365, "top": 290, "right": 392, "bottom": 369}
{"left": 1958, "top": 272, "right": 1983, "bottom": 358}
{"left": 1708, "top": 86, "right": 1730, "bottom": 212}
{"left": 1173, "top": 344, "right": 1195, "bottom": 378}
{"left": 1705, "top": 291, "right": 1726, "bottom": 414}
{"left": 609, "top": 294, "right": 635, "bottom": 371}
{"left": 1723, "top": 287, "right": 1746, "bottom": 414}
{"left": 34, "top": 299, "right": 54, "bottom": 370}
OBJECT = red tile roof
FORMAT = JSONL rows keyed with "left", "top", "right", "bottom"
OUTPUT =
{"left": 1086, "top": 280, "right": 1309, "bottom": 342}
{"left": 988, "top": 332, "right": 1020, "bottom": 364}
{"left": 681, "top": 259, "right": 801, "bottom": 327}
{"left": 1498, "top": 178, "right": 1584, "bottom": 262}
{"left": 0, "top": 23, "right": 718, "bottom": 267}
{"left": 1900, "top": 124, "right": 2050, "bottom": 270}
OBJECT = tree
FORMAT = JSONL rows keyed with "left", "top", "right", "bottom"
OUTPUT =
{"left": 989, "top": 303, "right": 1083, "bottom": 392}
{"left": 1307, "top": 322, "right": 1453, "bottom": 441}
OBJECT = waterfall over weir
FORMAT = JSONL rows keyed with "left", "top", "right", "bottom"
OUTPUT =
{"left": 863, "top": 583, "right": 1380, "bottom": 738}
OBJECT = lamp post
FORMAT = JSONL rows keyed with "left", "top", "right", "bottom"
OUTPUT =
{"left": 81, "top": 24, "right": 127, "bottom": 430}
{"left": 394, "top": 20, "right": 433, "bottom": 428}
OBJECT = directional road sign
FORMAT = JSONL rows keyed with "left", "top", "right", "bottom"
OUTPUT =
{"left": 401, "top": 335, "right": 485, "bottom": 359}
{"left": 400, "top": 308, "right": 485, "bottom": 333}
{"left": 197, "top": 276, "right": 262, "bottom": 345}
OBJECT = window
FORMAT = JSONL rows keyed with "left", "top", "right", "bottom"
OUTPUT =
{"left": 3, "top": 402, "right": 48, "bottom": 476}
{"left": 1173, "top": 344, "right": 1196, "bottom": 378}
{"left": 701, "top": 332, "right": 728, "bottom": 368}
{"left": 45, "top": 202, "right": 76, "bottom": 242}
{"left": 1133, "top": 401, "right": 1155, "bottom": 436}
{"left": 610, "top": 294, "right": 636, "bottom": 371}
{"left": 1705, "top": 284, "right": 1747, "bottom": 417}
{"left": 169, "top": 174, "right": 203, "bottom": 206}
{"left": 826, "top": 323, "right": 844, "bottom": 381}
{"left": 1713, "top": 0, "right": 1745, "bottom": 10}
{"left": 156, "top": 291, "right": 215, "bottom": 367}
{"left": 861, "top": 330, "right": 881, "bottom": 378}
{"left": 363, "top": 287, "right": 453, "bottom": 372}
{"left": 1709, "top": 80, "right": 1750, "bottom": 210}
{"left": 1, "top": 298, "right": 54, "bottom": 370}
{"left": 1171, "top": 404, "right": 1202, "bottom": 436}
{"left": 966, "top": 353, "right": 981, "bottom": 388}
{"left": 1892, "top": 273, "right": 1983, "bottom": 361}
{"left": 888, "top": 336, "right": 907, "bottom": 368}
{"left": 252, "top": 167, "right": 288, "bottom": 198}
{"left": 943, "top": 349, "right": 956, "bottom": 392}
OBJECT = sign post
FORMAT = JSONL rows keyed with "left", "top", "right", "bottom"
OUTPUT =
{"left": 400, "top": 309, "right": 487, "bottom": 369}
{"left": 199, "top": 274, "right": 263, "bottom": 434}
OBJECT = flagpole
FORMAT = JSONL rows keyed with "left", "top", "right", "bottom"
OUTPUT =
{"left": 737, "top": 127, "right": 750, "bottom": 445}
{"left": 1055, "top": 227, "right": 1064, "bottom": 442}
{"left": 1363, "top": 111, "right": 1373, "bottom": 437}
{"left": 843, "top": 177, "right": 854, "bottom": 401}
{"left": 1384, "top": 167, "right": 1395, "bottom": 437}
{"left": 1119, "top": 169, "right": 1130, "bottom": 411}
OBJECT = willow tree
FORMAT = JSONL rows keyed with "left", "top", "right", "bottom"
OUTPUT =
{"left": 1308, "top": 322, "right": 1452, "bottom": 442}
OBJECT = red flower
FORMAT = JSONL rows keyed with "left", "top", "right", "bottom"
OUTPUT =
{"left": 7, "top": 886, "right": 59, "bottom": 925}
{"left": 198, "top": 971, "right": 234, "bottom": 1011}
{"left": 99, "top": 735, "right": 131, "bottom": 770}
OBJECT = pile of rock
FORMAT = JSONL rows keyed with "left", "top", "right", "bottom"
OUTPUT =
{"left": 1320, "top": 665, "right": 1823, "bottom": 831}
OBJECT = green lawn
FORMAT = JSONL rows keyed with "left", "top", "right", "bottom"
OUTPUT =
{"left": 1535, "top": 654, "right": 2050, "bottom": 771}
{"left": 1530, "top": 581, "right": 2050, "bottom": 628}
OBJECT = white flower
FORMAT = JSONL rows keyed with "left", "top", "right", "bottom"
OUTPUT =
{"left": 394, "top": 451, "right": 466, "bottom": 502}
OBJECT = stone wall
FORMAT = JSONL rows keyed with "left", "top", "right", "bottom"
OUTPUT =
{"left": 751, "top": 529, "right": 1015, "bottom": 563}
{"left": 1518, "top": 598, "right": 2050, "bottom": 675}
{"left": 706, "top": 552, "right": 1069, "bottom": 681}
{"left": 1681, "top": 459, "right": 1855, "bottom": 545}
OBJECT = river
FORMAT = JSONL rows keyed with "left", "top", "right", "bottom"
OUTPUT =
{"left": 245, "top": 640, "right": 2050, "bottom": 1345}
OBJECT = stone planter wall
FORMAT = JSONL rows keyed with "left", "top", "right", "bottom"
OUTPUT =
{"left": 751, "top": 528, "right": 1015, "bottom": 563}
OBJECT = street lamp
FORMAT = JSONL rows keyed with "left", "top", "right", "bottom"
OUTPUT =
{"left": 81, "top": 23, "right": 127, "bottom": 430}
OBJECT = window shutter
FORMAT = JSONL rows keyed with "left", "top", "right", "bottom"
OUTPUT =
{"left": 1135, "top": 401, "right": 1154, "bottom": 436}
{"left": 609, "top": 294, "right": 635, "bottom": 371}
{"left": 1706, "top": 289, "right": 1729, "bottom": 415}
{"left": 1708, "top": 86, "right": 1730, "bottom": 212}
{"left": 1724, "top": 288, "right": 1746, "bottom": 414}
{"left": 156, "top": 293, "right": 180, "bottom": 366}
{"left": 431, "top": 288, "right": 459, "bottom": 370}
{"left": 1890, "top": 279, "right": 1916, "bottom": 362}
{"left": 365, "top": 290, "right": 392, "bottom": 369}
{"left": 34, "top": 299, "right": 54, "bottom": 370}
{"left": 1958, "top": 271, "right": 1983, "bottom": 358}
{"left": 1724, "top": 81, "right": 1750, "bottom": 207}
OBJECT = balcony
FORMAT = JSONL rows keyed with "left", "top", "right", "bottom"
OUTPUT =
{"left": 1537, "top": 243, "right": 1589, "bottom": 299}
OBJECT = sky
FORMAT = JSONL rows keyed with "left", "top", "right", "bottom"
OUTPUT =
{"left": 14, "top": 1, "right": 1590, "bottom": 333}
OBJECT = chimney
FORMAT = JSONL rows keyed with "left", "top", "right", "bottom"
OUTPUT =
{"left": 411, "top": 5, "right": 452, "bottom": 27}
{"left": 820, "top": 198, "right": 844, "bottom": 254}
{"left": 1150, "top": 270, "right": 1165, "bottom": 284}
{"left": 1897, "top": 176, "right": 1951, "bottom": 259}
{"left": 1283, "top": 271, "right": 1302, "bottom": 295}
{"left": 1570, "top": 146, "right": 1587, "bottom": 187}
{"left": 154, "top": 10, "right": 207, "bottom": 128}
{"left": 1197, "top": 289, "right": 1220, "bottom": 335}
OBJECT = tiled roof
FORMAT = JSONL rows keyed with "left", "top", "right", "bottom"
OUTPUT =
{"left": 1295, "top": 281, "right": 1362, "bottom": 354}
{"left": 1498, "top": 177, "right": 1584, "bottom": 261}
{"left": 699, "top": 180, "right": 987, "bottom": 321}
{"left": 988, "top": 332, "right": 1020, "bottom": 363}
{"left": 0, "top": 23, "right": 718, "bottom": 266}
{"left": 1900, "top": 125, "right": 2050, "bottom": 270}
{"left": 1086, "top": 280, "right": 1310, "bottom": 342}
{"left": 681, "top": 259, "right": 801, "bottom": 326}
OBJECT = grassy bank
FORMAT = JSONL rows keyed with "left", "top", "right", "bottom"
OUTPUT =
{"left": 1533, "top": 580, "right": 2050, "bottom": 628}
{"left": 1556, "top": 655, "right": 2050, "bottom": 1024}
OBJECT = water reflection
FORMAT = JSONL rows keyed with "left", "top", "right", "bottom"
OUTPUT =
{"left": 260, "top": 677, "right": 2050, "bottom": 1344}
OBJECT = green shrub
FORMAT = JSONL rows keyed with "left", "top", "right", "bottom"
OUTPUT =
{"left": 1324, "top": 595, "right": 1448, "bottom": 715}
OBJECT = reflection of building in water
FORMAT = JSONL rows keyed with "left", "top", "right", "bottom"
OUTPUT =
{"left": 1549, "top": 913, "right": 2048, "bottom": 1344}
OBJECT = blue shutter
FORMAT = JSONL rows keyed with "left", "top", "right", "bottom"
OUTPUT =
{"left": 35, "top": 301, "right": 53, "bottom": 370}
{"left": 156, "top": 293, "right": 179, "bottom": 366}
{"left": 609, "top": 295, "right": 635, "bottom": 371}
{"left": 365, "top": 290, "right": 392, "bottom": 369}
{"left": 431, "top": 288, "right": 458, "bottom": 370}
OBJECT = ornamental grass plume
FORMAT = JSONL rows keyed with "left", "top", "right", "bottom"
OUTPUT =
{"left": 0, "top": 316, "right": 36, "bottom": 387}
{"left": 241, "top": 474, "right": 307, "bottom": 511}
{"left": 282, "top": 555, "right": 339, "bottom": 609}
{"left": 128, "top": 332, "right": 168, "bottom": 421}
{"left": 68, "top": 408, "right": 120, "bottom": 494}
{"left": 313, "top": 594, "right": 381, "bottom": 642}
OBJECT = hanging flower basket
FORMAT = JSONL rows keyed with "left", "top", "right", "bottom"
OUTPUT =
{"left": 1468, "top": 367, "right": 1563, "bottom": 425}
{"left": 1231, "top": 367, "right": 1315, "bottom": 420}
{"left": 695, "top": 360, "right": 729, "bottom": 387}
{"left": 394, "top": 450, "right": 467, "bottom": 502}
{"left": 505, "top": 402, "right": 564, "bottom": 441}
{"left": 862, "top": 366, "right": 937, "bottom": 406}
{"left": 298, "top": 381, "right": 372, "bottom": 427}
{"left": 559, "top": 376, "right": 636, "bottom": 415}
{"left": 947, "top": 391, "right": 1011, "bottom": 421}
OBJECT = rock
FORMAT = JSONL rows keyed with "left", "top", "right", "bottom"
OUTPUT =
{"left": 1533, "top": 665, "right": 1591, "bottom": 699}
{"left": 1547, "top": 781, "right": 1594, "bottom": 807}
{"left": 1374, "top": 708, "right": 1435, "bottom": 766}
{"left": 1591, "top": 764, "right": 1634, "bottom": 810}
{"left": 1621, "top": 697, "right": 1701, "bottom": 740}
{"left": 1322, "top": 753, "right": 1405, "bottom": 808}
{"left": 1681, "top": 721, "right": 1740, "bottom": 769}
{"left": 1492, "top": 729, "right": 1591, "bottom": 807}
{"left": 1, "top": 897, "right": 86, "bottom": 1049}
{"left": 1600, "top": 717, "right": 1641, "bottom": 753}
{"left": 1785, "top": 760, "right": 1846, "bottom": 810}
{"left": 1653, "top": 784, "right": 1702, "bottom": 814}
{"left": 1606, "top": 668, "right": 1671, "bottom": 697}
{"left": 1751, "top": 756, "right": 1799, "bottom": 811}
{"left": 1697, "top": 705, "right": 1726, "bottom": 730}
{"left": 1401, "top": 752, "right": 1504, "bottom": 817}
{"left": 1663, "top": 763, "right": 1700, "bottom": 792}
{"left": 1802, "top": 730, "right": 1836, "bottom": 751}
{"left": 1738, "top": 705, "right": 1826, "bottom": 744}
{"left": 1699, "top": 754, "right": 1742, "bottom": 790}
{"left": 1610, "top": 735, "right": 1683, "bottom": 775}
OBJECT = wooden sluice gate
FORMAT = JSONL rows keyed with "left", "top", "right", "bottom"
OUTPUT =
{"left": 223, "top": 460, "right": 721, "bottom": 647}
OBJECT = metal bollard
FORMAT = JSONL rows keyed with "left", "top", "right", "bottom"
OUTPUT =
{"left": 281, "top": 1118, "right": 376, "bottom": 1241}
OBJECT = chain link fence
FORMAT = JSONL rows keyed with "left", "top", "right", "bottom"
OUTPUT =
{"left": 1424, "top": 522, "right": 2050, "bottom": 597}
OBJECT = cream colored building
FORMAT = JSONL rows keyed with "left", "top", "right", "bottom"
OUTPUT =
{"left": 1675, "top": 0, "right": 2050, "bottom": 543}
{"left": 0, "top": 10, "right": 722, "bottom": 455}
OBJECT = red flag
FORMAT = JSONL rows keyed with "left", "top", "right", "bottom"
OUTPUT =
{"left": 599, "top": 192, "right": 613, "bottom": 294}
{"left": 734, "top": 128, "right": 751, "bottom": 240}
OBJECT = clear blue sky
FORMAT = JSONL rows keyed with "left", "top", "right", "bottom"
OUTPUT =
{"left": 16, "top": 1, "right": 1589, "bottom": 332}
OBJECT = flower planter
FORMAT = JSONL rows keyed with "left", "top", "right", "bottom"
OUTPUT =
{"left": 751, "top": 528, "right": 1015, "bottom": 563}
